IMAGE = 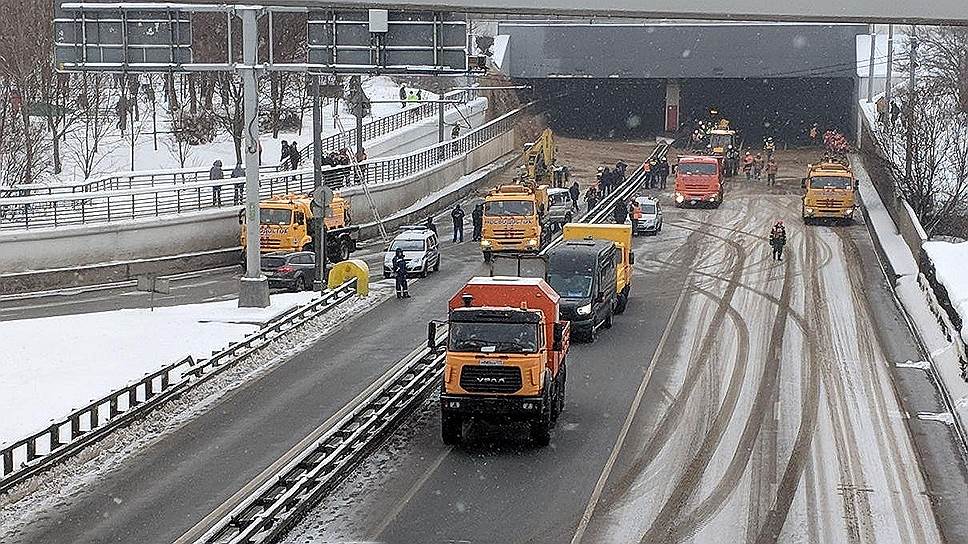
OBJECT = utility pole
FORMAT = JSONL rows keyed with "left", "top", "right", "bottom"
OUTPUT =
{"left": 311, "top": 74, "right": 327, "bottom": 294}
{"left": 905, "top": 27, "right": 918, "bottom": 183}
{"left": 438, "top": 97, "right": 446, "bottom": 143}
{"left": 866, "top": 26, "right": 876, "bottom": 102}
{"left": 238, "top": 7, "right": 270, "bottom": 308}
{"left": 885, "top": 24, "right": 895, "bottom": 139}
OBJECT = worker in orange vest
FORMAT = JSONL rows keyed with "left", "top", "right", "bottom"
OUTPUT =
{"left": 629, "top": 199, "right": 642, "bottom": 235}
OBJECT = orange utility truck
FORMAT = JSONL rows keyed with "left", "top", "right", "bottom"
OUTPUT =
{"left": 674, "top": 155, "right": 724, "bottom": 208}
{"left": 438, "top": 276, "right": 570, "bottom": 446}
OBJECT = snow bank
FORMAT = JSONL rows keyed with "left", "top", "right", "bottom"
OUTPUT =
{"left": 0, "top": 292, "right": 318, "bottom": 445}
{"left": 923, "top": 240, "right": 968, "bottom": 345}
{"left": 853, "top": 159, "right": 919, "bottom": 278}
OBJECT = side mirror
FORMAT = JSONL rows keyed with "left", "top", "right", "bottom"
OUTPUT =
{"left": 629, "top": 252, "right": 635, "bottom": 265}
{"left": 553, "top": 322, "right": 565, "bottom": 351}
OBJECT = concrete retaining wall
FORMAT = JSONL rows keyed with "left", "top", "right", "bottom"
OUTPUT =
{"left": 0, "top": 124, "right": 516, "bottom": 282}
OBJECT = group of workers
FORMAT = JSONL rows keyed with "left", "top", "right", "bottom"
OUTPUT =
{"left": 740, "top": 151, "right": 779, "bottom": 185}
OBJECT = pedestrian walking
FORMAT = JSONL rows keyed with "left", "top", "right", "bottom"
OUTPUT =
{"left": 289, "top": 142, "right": 301, "bottom": 170}
{"left": 425, "top": 215, "right": 437, "bottom": 235}
{"left": 658, "top": 157, "right": 670, "bottom": 189}
{"left": 742, "top": 152, "right": 754, "bottom": 181}
{"left": 753, "top": 153, "right": 764, "bottom": 181}
{"left": 569, "top": 181, "right": 580, "bottom": 211}
{"left": 280, "top": 140, "right": 290, "bottom": 165}
{"left": 451, "top": 203, "right": 465, "bottom": 243}
{"left": 472, "top": 203, "right": 484, "bottom": 241}
{"left": 392, "top": 248, "right": 410, "bottom": 298}
{"left": 612, "top": 198, "right": 628, "bottom": 224}
{"left": 210, "top": 160, "right": 224, "bottom": 206}
{"left": 600, "top": 166, "right": 612, "bottom": 196}
{"left": 416, "top": 89, "right": 423, "bottom": 101}
{"left": 770, "top": 220, "right": 787, "bottom": 261}
{"left": 584, "top": 186, "right": 598, "bottom": 213}
{"left": 766, "top": 159, "right": 778, "bottom": 186}
{"left": 642, "top": 160, "right": 653, "bottom": 189}
{"left": 232, "top": 163, "right": 245, "bottom": 205}
{"left": 629, "top": 199, "right": 642, "bottom": 235}
{"left": 399, "top": 85, "right": 407, "bottom": 108}
{"left": 451, "top": 124, "right": 461, "bottom": 154}
{"left": 116, "top": 96, "right": 128, "bottom": 134}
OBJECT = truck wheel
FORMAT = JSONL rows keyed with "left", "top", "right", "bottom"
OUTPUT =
{"left": 441, "top": 412, "right": 462, "bottom": 445}
{"left": 530, "top": 390, "right": 553, "bottom": 447}
{"left": 615, "top": 287, "right": 630, "bottom": 315}
{"left": 433, "top": 257, "right": 440, "bottom": 272}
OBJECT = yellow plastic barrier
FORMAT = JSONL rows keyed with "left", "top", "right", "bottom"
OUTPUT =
{"left": 328, "top": 259, "right": 369, "bottom": 296}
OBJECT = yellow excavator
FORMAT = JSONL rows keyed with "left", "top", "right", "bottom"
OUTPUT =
{"left": 521, "top": 128, "right": 561, "bottom": 185}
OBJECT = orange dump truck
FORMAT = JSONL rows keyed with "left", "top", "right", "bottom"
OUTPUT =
{"left": 674, "top": 155, "right": 724, "bottom": 208}
{"left": 439, "top": 276, "right": 570, "bottom": 446}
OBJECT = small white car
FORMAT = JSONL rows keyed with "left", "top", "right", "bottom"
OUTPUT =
{"left": 383, "top": 226, "right": 441, "bottom": 278}
{"left": 545, "top": 187, "right": 575, "bottom": 227}
{"left": 632, "top": 196, "right": 663, "bottom": 235}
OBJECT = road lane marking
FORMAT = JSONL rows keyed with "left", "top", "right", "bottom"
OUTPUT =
{"left": 368, "top": 446, "right": 453, "bottom": 541}
{"left": 570, "top": 279, "right": 689, "bottom": 544}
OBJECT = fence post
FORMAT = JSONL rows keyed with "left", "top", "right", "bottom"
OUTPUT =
{"left": 2, "top": 449, "right": 12, "bottom": 475}
{"left": 106, "top": 196, "right": 111, "bottom": 222}
{"left": 177, "top": 188, "right": 181, "bottom": 214}
{"left": 26, "top": 438, "right": 37, "bottom": 462}
{"left": 81, "top": 199, "right": 85, "bottom": 223}
{"left": 109, "top": 395, "right": 120, "bottom": 418}
{"left": 49, "top": 423, "right": 61, "bottom": 450}
{"left": 70, "top": 413, "right": 82, "bottom": 439}
{"left": 53, "top": 201, "right": 58, "bottom": 227}
{"left": 131, "top": 194, "right": 136, "bottom": 219}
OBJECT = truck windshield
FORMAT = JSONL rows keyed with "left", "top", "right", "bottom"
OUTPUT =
{"left": 485, "top": 200, "right": 535, "bottom": 217}
{"left": 678, "top": 162, "right": 717, "bottom": 176}
{"left": 449, "top": 322, "right": 539, "bottom": 353}
{"left": 547, "top": 273, "right": 593, "bottom": 299}
{"left": 389, "top": 239, "right": 425, "bottom": 252}
{"left": 809, "top": 176, "right": 852, "bottom": 190}
{"left": 260, "top": 208, "right": 292, "bottom": 225}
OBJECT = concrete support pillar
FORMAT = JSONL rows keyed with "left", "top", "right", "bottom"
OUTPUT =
{"left": 238, "top": 7, "right": 270, "bottom": 308}
{"left": 664, "top": 80, "right": 680, "bottom": 133}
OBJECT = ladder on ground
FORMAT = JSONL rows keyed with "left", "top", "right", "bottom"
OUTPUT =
{"left": 334, "top": 115, "right": 389, "bottom": 244}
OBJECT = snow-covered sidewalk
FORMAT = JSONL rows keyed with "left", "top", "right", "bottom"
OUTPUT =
{"left": 856, "top": 158, "right": 968, "bottom": 434}
{"left": 0, "top": 292, "right": 320, "bottom": 445}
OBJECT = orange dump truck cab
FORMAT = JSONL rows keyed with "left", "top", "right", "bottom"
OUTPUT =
{"left": 675, "top": 155, "right": 724, "bottom": 208}
{"left": 440, "top": 276, "right": 570, "bottom": 446}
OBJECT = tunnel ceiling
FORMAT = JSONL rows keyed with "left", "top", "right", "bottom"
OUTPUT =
{"left": 497, "top": 22, "right": 866, "bottom": 79}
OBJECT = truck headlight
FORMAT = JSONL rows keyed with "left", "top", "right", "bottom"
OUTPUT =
{"left": 481, "top": 239, "right": 492, "bottom": 248}
{"left": 577, "top": 303, "right": 592, "bottom": 316}
{"left": 675, "top": 192, "right": 684, "bottom": 203}
{"left": 804, "top": 207, "right": 814, "bottom": 215}
{"left": 527, "top": 238, "right": 539, "bottom": 247}
{"left": 845, "top": 207, "right": 854, "bottom": 215}
{"left": 709, "top": 195, "right": 717, "bottom": 202}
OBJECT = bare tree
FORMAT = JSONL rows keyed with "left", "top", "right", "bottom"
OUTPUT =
{"left": 876, "top": 86, "right": 968, "bottom": 236}
{"left": 214, "top": 73, "right": 245, "bottom": 165}
{"left": 65, "top": 74, "right": 116, "bottom": 179}
{"left": 912, "top": 26, "right": 968, "bottom": 113}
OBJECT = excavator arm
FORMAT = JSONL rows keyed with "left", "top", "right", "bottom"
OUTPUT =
{"left": 524, "top": 128, "right": 557, "bottom": 183}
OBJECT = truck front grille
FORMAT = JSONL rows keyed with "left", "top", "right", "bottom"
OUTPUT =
{"left": 491, "top": 228, "right": 526, "bottom": 240}
{"left": 459, "top": 366, "right": 523, "bottom": 394}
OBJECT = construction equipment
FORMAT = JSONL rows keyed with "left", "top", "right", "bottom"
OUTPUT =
{"left": 562, "top": 223, "right": 634, "bottom": 313}
{"left": 480, "top": 183, "right": 550, "bottom": 261}
{"left": 523, "top": 128, "right": 558, "bottom": 185}
{"left": 801, "top": 158, "right": 858, "bottom": 224}
{"left": 705, "top": 119, "right": 737, "bottom": 157}
{"left": 240, "top": 193, "right": 358, "bottom": 263}
{"left": 438, "top": 276, "right": 570, "bottom": 446}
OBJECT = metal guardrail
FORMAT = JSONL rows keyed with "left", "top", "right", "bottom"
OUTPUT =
{"left": 0, "top": 279, "right": 359, "bottom": 493}
{"left": 0, "top": 100, "right": 518, "bottom": 231}
{"left": 189, "top": 144, "right": 670, "bottom": 544}
{"left": 0, "top": 90, "right": 477, "bottom": 199}
{"left": 194, "top": 325, "right": 449, "bottom": 544}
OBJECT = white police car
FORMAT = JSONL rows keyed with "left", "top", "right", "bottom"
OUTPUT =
{"left": 383, "top": 226, "right": 441, "bottom": 278}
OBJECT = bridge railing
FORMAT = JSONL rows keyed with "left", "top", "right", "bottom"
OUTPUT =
{"left": 1, "top": 89, "right": 477, "bottom": 199}
{"left": 0, "top": 103, "right": 524, "bottom": 231}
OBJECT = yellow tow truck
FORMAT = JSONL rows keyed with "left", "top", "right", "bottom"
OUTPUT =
{"left": 801, "top": 158, "right": 858, "bottom": 224}
{"left": 240, "top": 193, "right": 358, "bottom": 263}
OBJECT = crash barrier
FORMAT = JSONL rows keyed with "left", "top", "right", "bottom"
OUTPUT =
{"left": 189, "top": 145, "right": 669, "bottom": 544}
{"left": 0, "top": 278, "right": 360, "bottom": 493}
{"left": 0, "top": 89, "right": 478, "bottom": 198}
{"left": 0, "top": 100, "right": 518, "bottom": 232}
{"left": 328, "top": 259, "right": 369, "bottom": 296}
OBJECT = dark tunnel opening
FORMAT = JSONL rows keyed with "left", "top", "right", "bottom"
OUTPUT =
{"left": 530, "top": 78, "right": 856, "bottom": 146}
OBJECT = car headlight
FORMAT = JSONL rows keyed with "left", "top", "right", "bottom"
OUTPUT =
{"left": 675, "top": 192, "right": 684, "bottom": 203}
{"left": 577, "top": 303, "right": 592, "bottom": 316}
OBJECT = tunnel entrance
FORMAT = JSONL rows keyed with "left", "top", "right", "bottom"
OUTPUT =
{"left": 530, "top": 77, "right": 856, "bottom": 146}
